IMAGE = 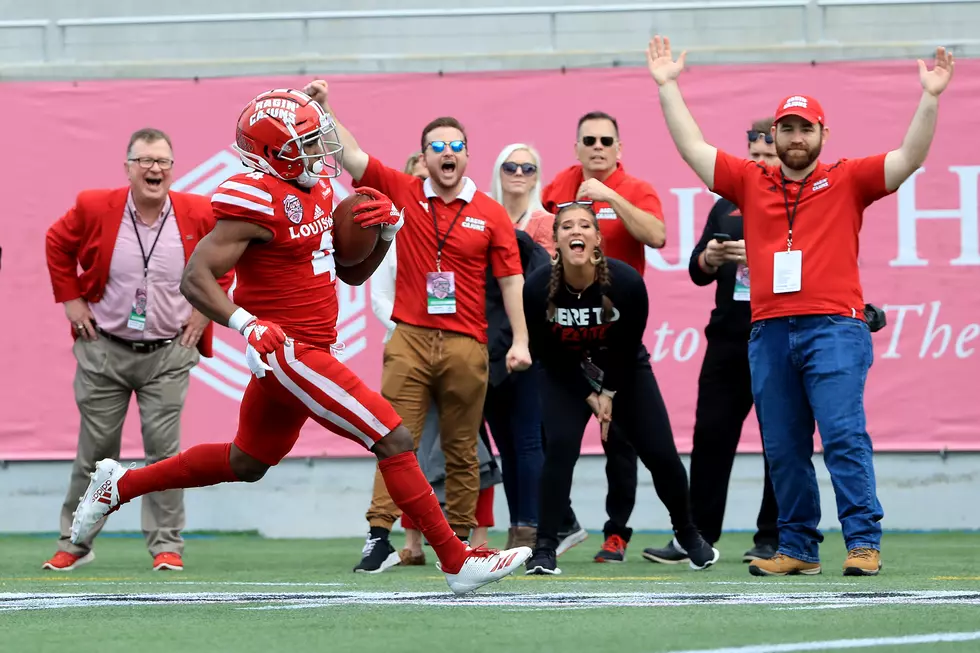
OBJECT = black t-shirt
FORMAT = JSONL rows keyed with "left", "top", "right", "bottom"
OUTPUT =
{"left": 688, "top": 197, "right": 752, "bottom": 339}
{"left": 524, "top": 257, "right": 648, "bottom": 399}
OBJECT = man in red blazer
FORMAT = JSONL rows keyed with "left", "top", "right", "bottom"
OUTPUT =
{"left": 42, "top": 128, "right": 232, "bottom": 573}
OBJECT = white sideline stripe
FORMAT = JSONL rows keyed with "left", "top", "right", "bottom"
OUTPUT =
{"left": 283, "top": 341, "right": 388, "bottom": 440}
{"left": 268, "top": 344, "right": 375, "bottom": 449}
{"left": 218, "top": 180, "right": 273, "bottom": 202}
{"left": 212, "top": 193, "right": 274, "bottom": 215}
{"left": 665, "top": 630, "right": 980, "bottom": 653}
{"left": 197, "top": 353, "right": 251, "bottom": 387}
{"left": 190, "top": 367, "right": 245, "bottom": 401}
{"left": 211, "top": 336, "right": 248, "bottom": 367}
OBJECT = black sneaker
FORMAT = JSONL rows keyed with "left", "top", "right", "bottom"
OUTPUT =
{"left": 525, "top": 547, "right": 562, "bottom": 575}
{"left": 593, "top": 534, "right": 627, "bottom": 563}
{"left": 676, "top": 531, "right": 720, "bottom": 571}
{"left": 642, "top": 537, "right": 690, "bottom": 565}
{"left": 353, "top": 528, "right": 400, "bottom": 574}
{"left": 742, "top": 542, "right": 777, "bottom": 563}
{"left": 556, "top": 522, "right": 589, "bottom": 557}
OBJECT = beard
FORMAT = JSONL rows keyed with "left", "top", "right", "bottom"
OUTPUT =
{"left": 777, "top": 140, "right": 822, "bottom": 171}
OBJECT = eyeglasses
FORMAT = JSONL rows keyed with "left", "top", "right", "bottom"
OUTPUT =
{"left": 128, "top": 157, "right": 174, "bottom": 170}
{"left": 556, "top": 200, "right": 594, "bottom": 209}
{"left": 427, "top": 140, "right": 466, "bottom": 154}
{"left": 747, "top": 131, "right": 774, "bottom": 144}
{"left": 582, "top": 136, "right": 615, "bottom": 147}
{"left": 501, "top": 162, "right": 538, "bottom": 176}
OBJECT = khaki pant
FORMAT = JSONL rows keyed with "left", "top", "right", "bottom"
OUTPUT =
{"left": 366, "top": 323, "right": 488, "bottom": 535}
{"left": 58, "top": 336, "right": 199, "bottom": 557}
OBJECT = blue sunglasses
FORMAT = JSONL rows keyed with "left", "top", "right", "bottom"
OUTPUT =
{"left": 427, "top": 140, "right": 466, "bottom": 154}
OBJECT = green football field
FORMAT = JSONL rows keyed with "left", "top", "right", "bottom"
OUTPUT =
{"left": 3, "top": 531, "right": 980, "bottom": 653}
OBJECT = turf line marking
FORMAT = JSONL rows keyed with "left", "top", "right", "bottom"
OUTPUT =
{"left": 664, "top": 630, "right": 980, "bottom": 653}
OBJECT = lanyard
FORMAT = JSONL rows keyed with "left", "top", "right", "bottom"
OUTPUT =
{"left": 780, "top": 171, "right": 811, "bottom": 251}
{"left": 428, "top": 200, "right": 466, "bottom": 272}
{"left": 129, "top": 206, "right": 169, "bottom": 280}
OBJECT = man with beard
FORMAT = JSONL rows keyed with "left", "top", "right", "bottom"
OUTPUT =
{"left": 645, "top": 35, "right": 955, "bottom": 577}
{"left": 302, "top": 80, "right": 533, "bottom": 572}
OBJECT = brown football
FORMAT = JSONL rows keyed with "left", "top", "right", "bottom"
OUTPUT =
{"left": 332, "top": 193, "right": 380, "bottom": 268}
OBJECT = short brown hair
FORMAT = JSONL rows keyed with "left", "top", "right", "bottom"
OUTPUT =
{"left": 750, "top": 117, "right": 774, "bottom": 134}
{"left": 420, "top": 117, "right": 467, "bottom": 152}
{"left": 127, "top": 128, "right": 173, "bottom": 157}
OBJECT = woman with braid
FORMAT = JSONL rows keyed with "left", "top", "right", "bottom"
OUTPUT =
{"left": 522, "top": 201, "right": 719, "bottom": 575}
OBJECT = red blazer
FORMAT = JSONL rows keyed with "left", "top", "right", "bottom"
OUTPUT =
{"left": 45, "top": 187, "right": 233, "bottom": 358}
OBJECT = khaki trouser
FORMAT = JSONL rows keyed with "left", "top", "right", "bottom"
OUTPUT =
{"left": 366, "top": 323, "right": 488, "bottom": 536}
{"left": 58, "top": 336, "right": 199, "bottom": 557}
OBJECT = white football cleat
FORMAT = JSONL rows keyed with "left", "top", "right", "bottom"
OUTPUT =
{"left": 444, "top": 545, "right": 532, "bottom": 595}
{"left": 70, "top": 459, "right": 128, "bottom": 545}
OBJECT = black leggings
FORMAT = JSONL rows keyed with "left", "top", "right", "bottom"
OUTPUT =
{"left": 536, "top": 347, "right": 696, "bottom": 551}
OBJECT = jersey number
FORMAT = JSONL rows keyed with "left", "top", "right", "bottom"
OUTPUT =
{"left": 312, "top": 229, "right": 336, "bottom": 281}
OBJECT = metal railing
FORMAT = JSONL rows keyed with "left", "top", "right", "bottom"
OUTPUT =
{"left": 1, "top": 1, "right": 974, "bottom": 66}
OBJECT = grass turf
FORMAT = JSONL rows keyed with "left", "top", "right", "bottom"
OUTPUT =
{"left": 2, "top": 531, "right": 979, "bottom": 653}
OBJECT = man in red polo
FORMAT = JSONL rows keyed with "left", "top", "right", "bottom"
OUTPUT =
{"left": 43, "top": 128, "right": 232, "bottom": 572}
{"left": 303, "top": 80, "right": 532, "bottom": 573}
{"left": 647, "top": 34, "right": 955, "bottom": 576}
{"left": 541, "top": 110, "right": 675, "bottom": 565}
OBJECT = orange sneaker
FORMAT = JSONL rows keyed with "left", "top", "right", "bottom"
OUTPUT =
{"left": 843, "top": 548, "right": 882, "bottom": 576}
{"left": 749, "top": 553, "right": 821, "bottom": 576}
{"left": 152, "top": 552, "right": 184, "bottom": 571}
{"left": 42, "top": 550, "right": 94, "bottom": 571}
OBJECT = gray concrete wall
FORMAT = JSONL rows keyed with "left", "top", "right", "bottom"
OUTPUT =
{"left": 1, "top": 1, "right": 978, "bottom": 80}
{"left": 2, "top": 453, "right": 977, "bottom": 538}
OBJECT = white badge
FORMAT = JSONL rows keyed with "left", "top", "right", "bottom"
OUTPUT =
{"left": 733, "top": 263, "right": 751, "bottom": 302}
{"left": 773, "top": 250, "right": 802, "bottom": 294}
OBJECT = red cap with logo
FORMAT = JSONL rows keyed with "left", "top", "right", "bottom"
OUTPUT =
{"left": 774, "top": 95, "right": 825, "bottom": 126}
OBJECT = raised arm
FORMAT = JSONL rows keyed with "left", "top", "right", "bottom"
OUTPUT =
{"left": 303, "top": 80, "right": 369, "bottom": 182}
{"left": 646, "top": 36, "right": 718, "bottom": 189}
{"left": 883, "top": 47, "right": 955, "bottom": 192}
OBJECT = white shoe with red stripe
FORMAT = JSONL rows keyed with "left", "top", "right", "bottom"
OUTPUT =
{"left": 444, "top": 545, "right": 532, "bottom": 595}
{"left": 70, "top": 459, "right": 128, "bottom": 545}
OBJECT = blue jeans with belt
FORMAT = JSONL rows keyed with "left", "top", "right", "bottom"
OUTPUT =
{"left": 748, "top": 315, "right": 884, "bottom": 563}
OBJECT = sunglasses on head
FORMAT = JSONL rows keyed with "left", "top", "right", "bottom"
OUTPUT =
{"left": 582, "top": 135, "right": 615, "bottom": 147}
{"left": 501, "top": 161, "right": 538, "bottom": 176}
{"left": 556, "top": 200, "right": 594, "bottom": 209}
{"left": 747, "top": 130, "right": 774, "bottom": 144}
{"left": 427, "top": 140, "right": 466, "bottom": 154}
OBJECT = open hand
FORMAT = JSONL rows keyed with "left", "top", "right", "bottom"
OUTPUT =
{"left": 646, "top": 35, "right": 687, "bottom": 86}
{"left": 918, "top": 46, "right": 955, "bottom": 97}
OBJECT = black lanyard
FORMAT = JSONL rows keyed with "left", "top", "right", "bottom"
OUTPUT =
{"left": 780, "top": 171, "right": 811, "bottom": 251}
{"left": 129, "top": 205, "right": 169, "bottom": 280}
{"left": 428, "top": 200, "right": 466, "bottom": 272}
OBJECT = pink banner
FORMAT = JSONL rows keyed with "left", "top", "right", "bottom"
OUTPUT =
{"left": 2, "top": 61, "right": 979, "bottom": 460}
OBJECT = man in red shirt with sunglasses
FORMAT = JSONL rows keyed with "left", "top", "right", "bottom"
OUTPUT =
{"left": 541, "top": 110, "right": 677, "bottom": 565}
{"left": 303, "top": 80, "right": 532, "bottom": 574}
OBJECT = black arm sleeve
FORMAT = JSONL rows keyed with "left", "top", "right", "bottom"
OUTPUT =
{"left": 598, "top": 268, "right": 649, "bottom": 393}
{"left": 688, "top": 198, "right": 727, "bottom": 287}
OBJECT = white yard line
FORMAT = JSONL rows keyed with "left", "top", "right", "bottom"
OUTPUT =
{"left": 665, "top": 630, "right": 980, "bottom": 653}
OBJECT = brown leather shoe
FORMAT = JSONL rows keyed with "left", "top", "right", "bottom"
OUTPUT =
{"left": 505, "top": 527, "right": 516, "bottom": 550}
{"left": 512, "top": 526, "right": 537, "bottom": 549}
{"left": 749, "top": 553, "right": 821, "bottom": 576}
{"left": 398, "top": 549, "right": 426, "bottom": 566}
{"left": 843, "top": 548, "right": 881, "bottom": 576}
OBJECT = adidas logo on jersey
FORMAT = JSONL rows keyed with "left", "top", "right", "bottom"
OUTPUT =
{"left": 314, "top": 205, "right": 325, "bottom": 221}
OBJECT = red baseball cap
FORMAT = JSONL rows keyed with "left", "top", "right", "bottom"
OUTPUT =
{"left": 774, "top": 95, "right": 825, "bottom": 126}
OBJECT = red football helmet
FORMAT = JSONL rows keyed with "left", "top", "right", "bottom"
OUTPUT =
{"left": 233, "top": 88, "right": 344, "bottom": 187}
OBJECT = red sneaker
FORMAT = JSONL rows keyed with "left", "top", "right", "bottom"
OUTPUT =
{"left": 42, "top": 550, "right": 95, "bottom": 571}
{"left": 152, "top": 552, "right": 184, "bottom": 571}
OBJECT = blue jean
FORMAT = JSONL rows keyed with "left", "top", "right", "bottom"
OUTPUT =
{"left": 748, "top": 315, "right": 883, "bottom": 563}
{"left": 484, "top": 364, "right": 544, "bottom": 527}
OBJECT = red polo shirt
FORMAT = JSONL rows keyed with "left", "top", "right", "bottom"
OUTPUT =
{"left": 542, "top": 162, "right": 664, "bottom": 274}
{"left": 356, "top": 156, "right": 521, "bottom": 343}
{"left": 711, "top": 150, "right": 892, "bottom": 322}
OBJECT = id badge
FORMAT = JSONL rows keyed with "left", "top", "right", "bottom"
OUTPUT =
{"left": 733, "top": 263, "right": 751, "bottom": 302}
{"left": 773, "top": 250, "right": 802, "bottom": 294}
{"left": 581, "top": 358, "right": 604, "bottom": 393}
{"left": 127, "top": 287, "right": 148, "bottom": 331}
{"left": 426, "top": 271, "right": 457, "bottom": 315}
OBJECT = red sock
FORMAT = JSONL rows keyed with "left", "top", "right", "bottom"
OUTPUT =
{"left": 117, "top": 443, "right": 240, "bottom": 504}
{"left": 379, "top": 451, "right": 468, "bottom": 573}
